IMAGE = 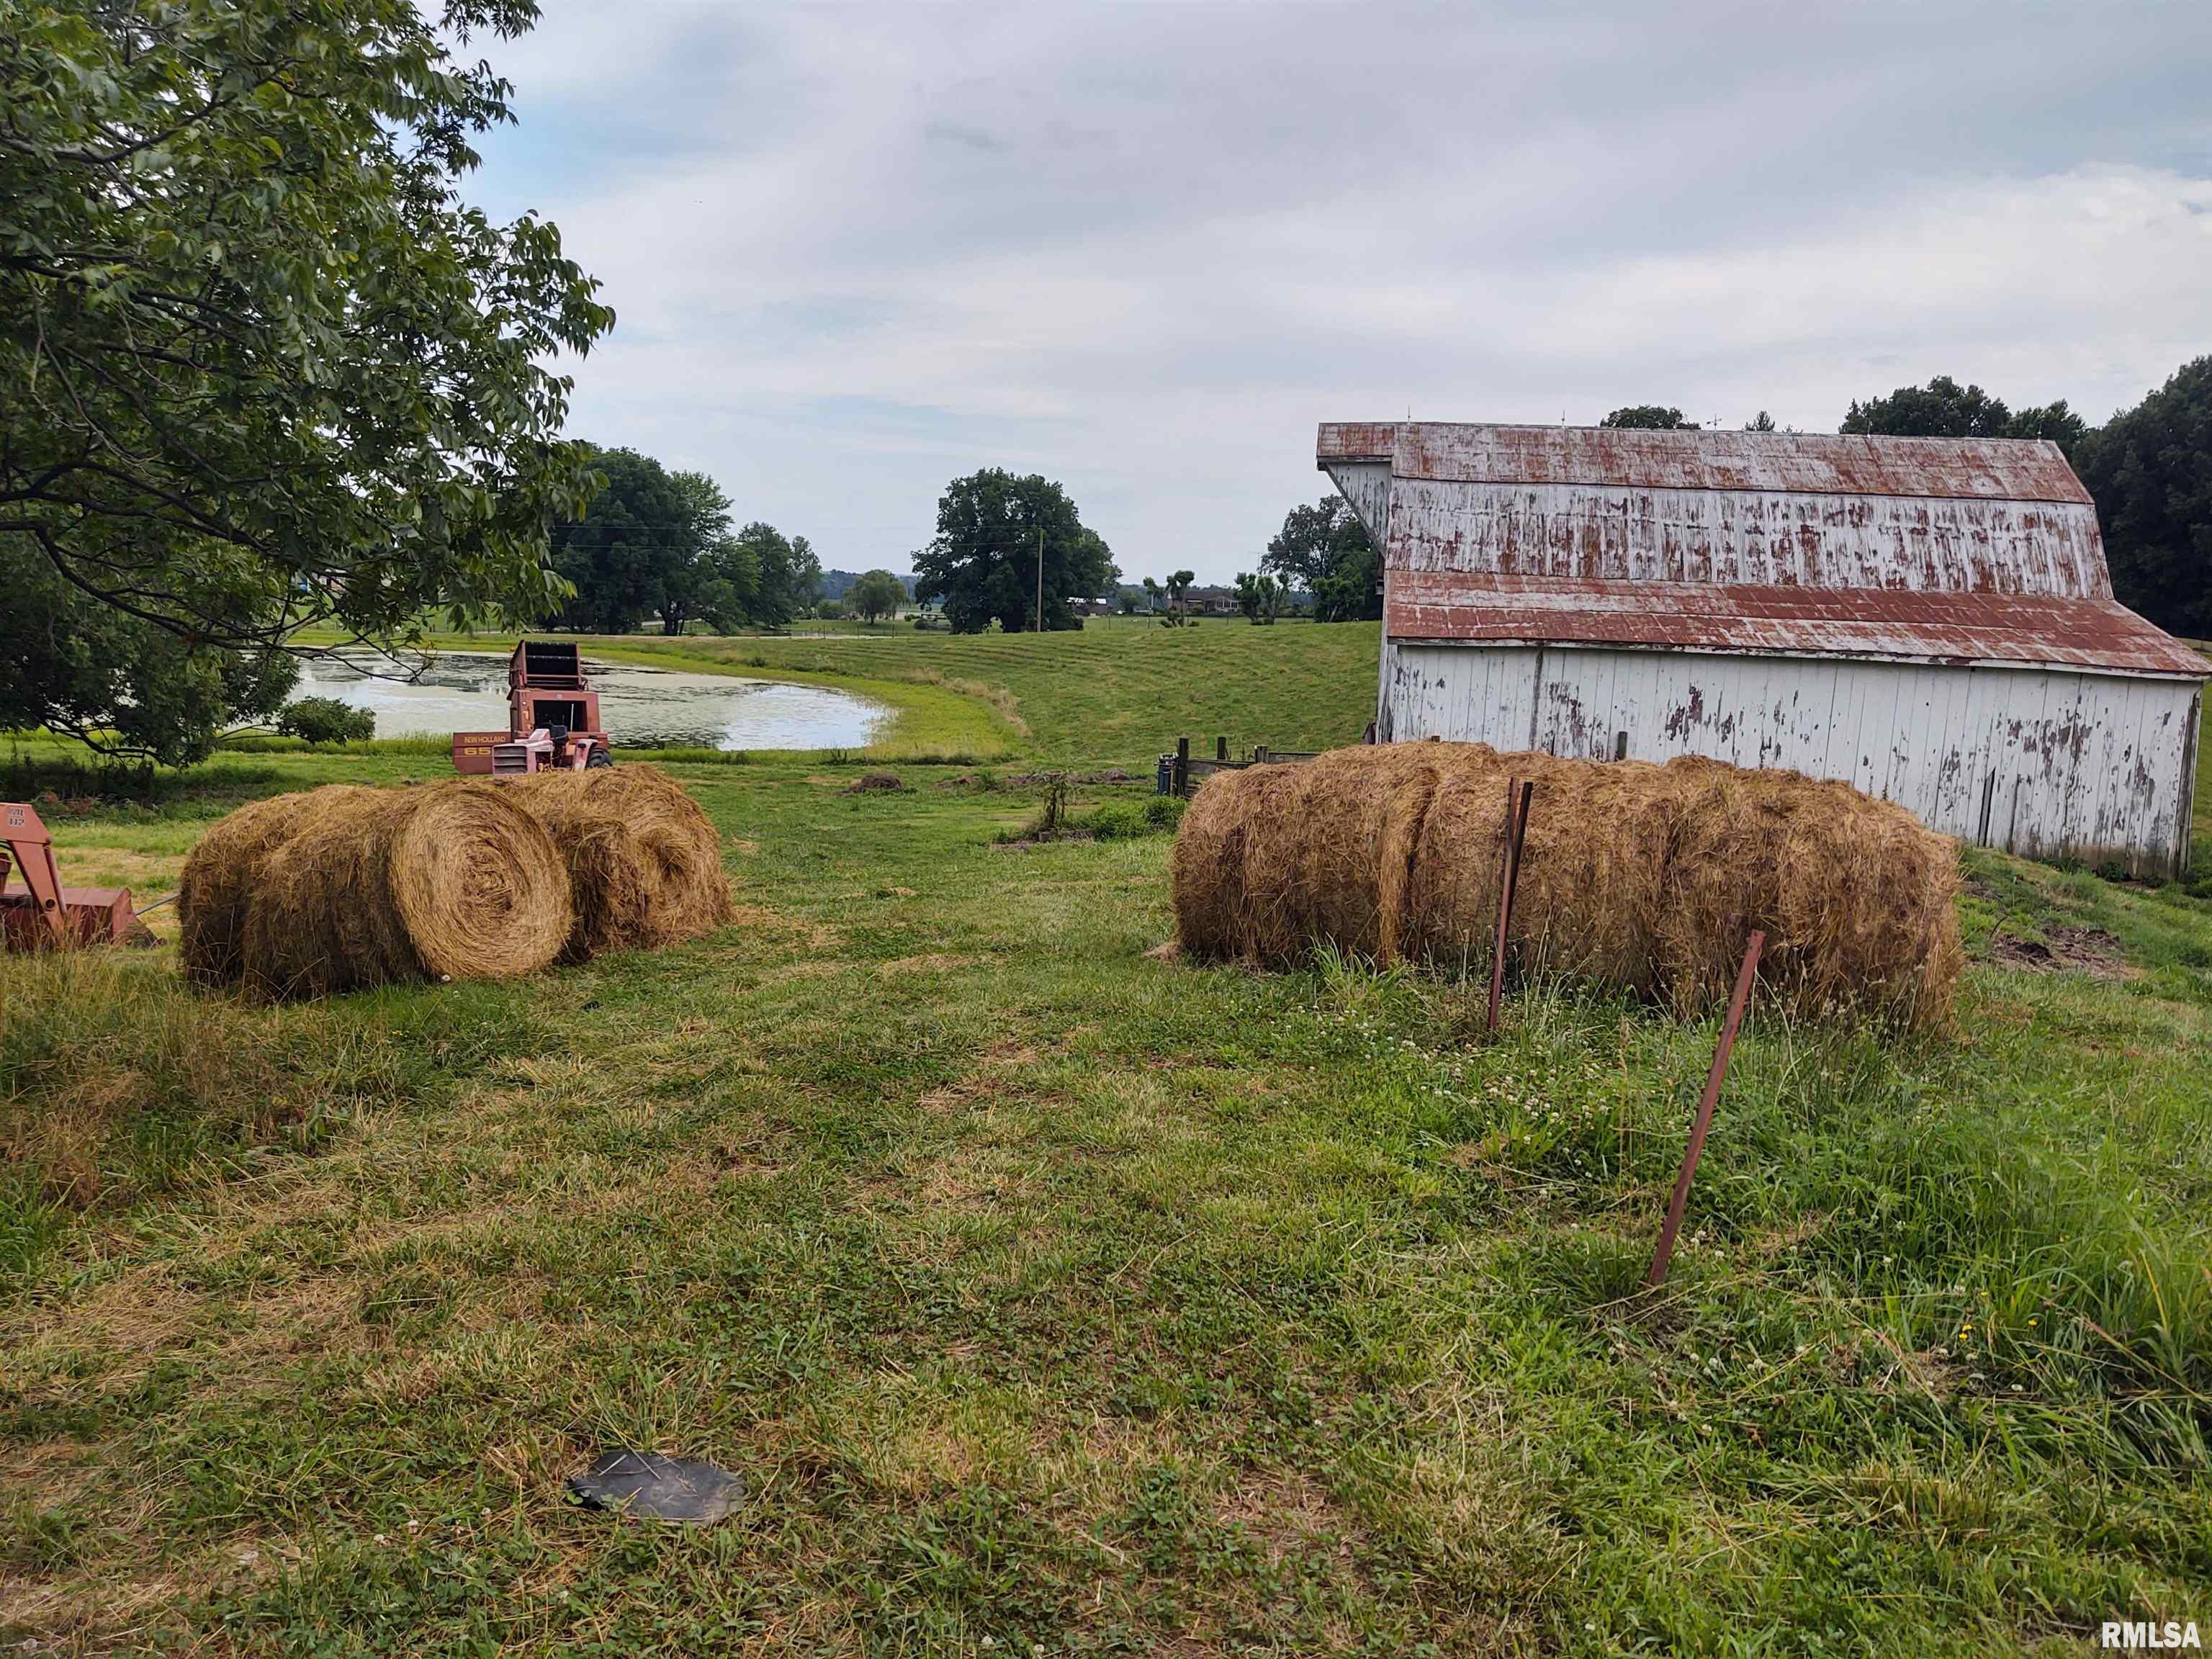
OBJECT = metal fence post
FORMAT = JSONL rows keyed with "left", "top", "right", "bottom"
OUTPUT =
{"left": 1646, "top": 930, "right": 1765, "bottom": 1288}
{"left": 1485, "top": 777, "right": 1534, "bottom": 1035}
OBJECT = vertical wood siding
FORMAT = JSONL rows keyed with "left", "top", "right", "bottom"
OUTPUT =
{"left": 1385, "top": 643, "right": 2200, "bottom": 876}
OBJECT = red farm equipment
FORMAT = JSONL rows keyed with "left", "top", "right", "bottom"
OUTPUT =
{"left": 451, "top": 641, "right": 616, "bottom": 777}
{"left": 1, "top": 800, "right": 146, "bottom": 953}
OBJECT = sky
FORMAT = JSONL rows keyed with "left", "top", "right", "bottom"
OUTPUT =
{"left": 464, "top": 1, "right": 2212, "bottom": 585}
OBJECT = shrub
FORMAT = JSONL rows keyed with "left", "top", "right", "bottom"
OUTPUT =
{"left": 276, "top": 696, "right": 374, "bottom": 745}
{"left": 1085, "top": 793, "right": 1185, "bottom": 840}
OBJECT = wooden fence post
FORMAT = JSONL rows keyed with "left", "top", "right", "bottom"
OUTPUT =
{"left": 1174, "top": 737, "right": 1190, "bottom": 799}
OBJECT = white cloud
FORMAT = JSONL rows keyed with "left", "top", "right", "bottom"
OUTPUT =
{"left": 474, "top": 1, "right": 2212, "bottom": 580}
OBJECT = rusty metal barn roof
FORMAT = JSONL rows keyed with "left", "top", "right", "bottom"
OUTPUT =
{"left": 1383, "top": 572, "right": 2211, "bottom": 678}
{"left": 1318, "top": 422, "right": 2092, "bottom": 504}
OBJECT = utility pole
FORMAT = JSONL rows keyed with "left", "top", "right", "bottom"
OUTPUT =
{"left": 1035, "top": 523, "right": 1044, "bottom": 634}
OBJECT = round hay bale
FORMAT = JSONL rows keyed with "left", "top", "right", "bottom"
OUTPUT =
{"left": 1173, "top": 745, "right": 1462, "bottom": 967}
{"left": 501, "top": 765, "right": 733, "bottom": 961}
{"left": 1169, "top": 769, "right": 1254, "bottom": 961}
{"left": 177, "top": 786, "right": 374, "bottom": 987}
{"left": 1406, "top": 752, "right": 1685, "bottom": 994}
{"left": 240, "top": 783, "right": 572, "bottom": 999}
{"left": 1658, "top": 760, "right": 1961, "bottom": 1029}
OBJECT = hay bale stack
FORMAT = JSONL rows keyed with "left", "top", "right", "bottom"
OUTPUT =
{"left": 1172, "top": 744, "right": 1961, "bottom": 1028}
{"left": 225, "top": 784, "right": 572, "bottom": 999}
{"left": 502, "top": 765, "right": 733, "bottom": 961}
{"left": 178, "top": 786, "right": 374, "bottom": 987}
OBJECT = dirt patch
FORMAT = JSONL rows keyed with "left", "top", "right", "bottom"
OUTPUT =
{"left": 1990, "top": 924, "right": 2137, "bottom": 981}
{"left": 844, "top": 773, "right": 904, "bottom": 794}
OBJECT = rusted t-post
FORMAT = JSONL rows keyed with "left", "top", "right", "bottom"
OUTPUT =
{"left": 1485, "top": 777, "right": 1534, "bottom": 1035}
{"left": 1646, "top": 930, "right": 1766, "bottom": 1288}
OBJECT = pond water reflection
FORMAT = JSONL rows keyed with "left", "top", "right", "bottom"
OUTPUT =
{"left": 300, "top": 649, "right": 889, "bottom": 751}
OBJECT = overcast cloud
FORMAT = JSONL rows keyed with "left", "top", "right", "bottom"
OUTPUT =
{"left": 467, "top": 1, "right": 2212, "bottom": 584}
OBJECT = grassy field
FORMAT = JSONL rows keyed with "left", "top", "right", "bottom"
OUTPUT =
{"left": 3, "top": 625, "right": 2211, "bottom": 1655}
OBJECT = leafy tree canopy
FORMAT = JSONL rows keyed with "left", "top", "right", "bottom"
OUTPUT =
{"left": 1233, "top": 570, "right": 1282, "bottom": 624}
{"left": 1, "top": 0, "right": 611, "bottom": 762}
{"left": 1262, "top": 496, "right": 1378, "bottom": 624}
{"left": 727, "top": 523, "right": 819, "bottom": 630}
{"left": 1840, "top": 376, "right": 2089, "bottom": 458}
{"left": 1601, "top": 406, "right": 1699, "bottom": 429}
{"left": 848, "top": 569, "right": 905, "bottom": 624}
{"left": 658, "top": 470, "right": 750, "bottom": 636}
{"left": 547, "top": 448, "right": 695, "bottom": 634}
{"left": 912, "top": 470, "right": 1114, "bottom": 634}
{"left": 2076, "top": 356, "right": 2212, "bottom": 639}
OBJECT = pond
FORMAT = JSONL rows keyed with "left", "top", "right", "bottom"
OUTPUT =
{"left": 298, "top": 649, "right": 890, "bottom": 752}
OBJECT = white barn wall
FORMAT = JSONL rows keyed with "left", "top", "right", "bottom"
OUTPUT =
{"left": 1384, "top": 643, "right": 2201, "bottom": 876}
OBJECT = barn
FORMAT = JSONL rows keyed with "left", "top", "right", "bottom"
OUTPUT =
{"left": 1321, "top": 421, "right": 2206, "bottom": 877}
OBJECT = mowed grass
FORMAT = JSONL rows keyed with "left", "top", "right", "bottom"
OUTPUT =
{"left": 1, "top": 628, "right": 2210, "bottom": 1655}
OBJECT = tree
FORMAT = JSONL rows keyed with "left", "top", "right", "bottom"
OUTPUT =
{"left": 690, "top": 532, "right": 762, "bottom": 634}
{"left": 1840, "top": 376, "right": 2090, "bottom": 459}
{"left": 721, "top": 523, "right": 818, "bottom": 630}
{"left": 546, "top": 449, "right": 693, "bottom": 634}
{"left": 849, "top": 569, "right": 905, "bottom": 624}
{"left": 657, "top": 471, "right": 738, "bottom": 636}
{"left": 1744, "top": 411, "right": 1778, "bottom": 432}
{"left": 1601, "top": 406, "right": 1699, "bottom": 429}
{"left": 1158, "top": 570, "right": 1196, "bottom": 627}
{"left": 789, "top": 536, "right": 824, "bottom": 616}
{"left": 2076, "top": 356, "right": 2212, "bottom": 638}
{"left": 1233, "top": 571, "right": 1282, "bottom": 624}
{"left": 1262, "top": 496, "right": 1380, "bottom": 624}
{"left": 912, "top": 470, "right": 1115, "bottom": 634}
{"left": 0, "top": 0, "right": 611, "bottom": 763}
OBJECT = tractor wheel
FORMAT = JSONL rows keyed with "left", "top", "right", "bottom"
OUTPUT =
{"left": 587, "top": 747, "right": 614, "bottom": 769}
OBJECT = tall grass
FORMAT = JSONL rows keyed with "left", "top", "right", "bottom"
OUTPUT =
{"left": 0, "top": 953, "right": 421, "bottom": 1279}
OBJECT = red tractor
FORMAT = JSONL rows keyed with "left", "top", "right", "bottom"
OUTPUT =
{"left": 451, "top": 642, "right": 616, "bottom": 777}
{"left": 1, "top": 800, "right": 145, "bottom": 952}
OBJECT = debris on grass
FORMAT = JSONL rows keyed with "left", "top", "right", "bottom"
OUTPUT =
{"left": 565, "top": 1450, "right": 744, "bottom": 1524}
{"left": 1990, "top": 923, "right": 2138, "bottom": 981}
{"left": 845, "top": 773, "right": 906, "bottom": 794}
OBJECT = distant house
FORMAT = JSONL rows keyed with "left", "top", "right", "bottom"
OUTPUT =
{"left": 1321, "top": 421, "right": 2206, "bottom": 877}
{"left": 1185, "top": 585, "right": 1239, "bottom": 618}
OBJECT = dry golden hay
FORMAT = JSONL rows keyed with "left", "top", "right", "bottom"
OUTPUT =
{"left": 1407, "top": 752, "right": 1688, "bottom": 996}
{"left": 500, "top": 765, "right": 734, "bottom": 961}
{"left": 1174, "top": 744, "right": 1457, "bottom": 968}
{"left": 1172, "top": 743, "right": 1961, "bottom": 1030}
{"left": 1655, "top": 758, "right": 1962, "bottom": 1028}
{"left": 236, "top": 783, "right": 573, "bottom": 999}
{"left": 177, "top": 786, "right": 374, "bottom": 988}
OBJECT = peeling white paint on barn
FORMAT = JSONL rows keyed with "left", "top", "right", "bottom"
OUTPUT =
{"left": 1326, "top": 423, "right": 2207, "bottom": 877}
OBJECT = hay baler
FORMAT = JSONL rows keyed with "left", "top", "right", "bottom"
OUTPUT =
{"left": 451, "top": 641, "right": 616, "bottom": 777}
{"left": 1, "top": 801, "right": 142, "bottom": 952}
